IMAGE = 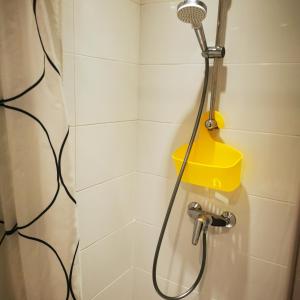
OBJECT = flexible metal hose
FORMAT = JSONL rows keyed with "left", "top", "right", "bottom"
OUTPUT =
{"left": 152, "top": 57, "right": 210, "bottom": 300}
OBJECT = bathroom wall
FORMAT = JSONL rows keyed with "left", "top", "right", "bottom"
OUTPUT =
{"left": 134, "top": 0, "right": 300, "bottom": 300}
{"left": 62, "top": 0, "right": 139, "bottom": 299}
{"left": 63, "top": 0, "right": 300, "bottom": 299}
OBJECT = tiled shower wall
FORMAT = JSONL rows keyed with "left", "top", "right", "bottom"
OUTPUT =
{"left": 63, "top": 0, "right": 300, "bottom": 299}
{"left": 63, "top": 0, "right": 139, "bottom": 299}
{"left": 134, "top": 0, "right": 300, "bottom": 299}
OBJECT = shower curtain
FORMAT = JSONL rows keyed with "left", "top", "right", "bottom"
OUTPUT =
{"left": 0, "top": 1, "right": 81, "bottom": 299}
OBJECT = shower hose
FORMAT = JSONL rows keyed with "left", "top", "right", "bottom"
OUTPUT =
{"left": 152, "top": 57, "right": 210, "bottom": 300}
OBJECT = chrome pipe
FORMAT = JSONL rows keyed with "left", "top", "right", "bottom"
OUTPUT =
{"left": 207, "top": 0, "right": 226, "bottom": 129}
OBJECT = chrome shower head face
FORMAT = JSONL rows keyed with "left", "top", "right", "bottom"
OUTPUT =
{"left": 177, "top": 0, "right": 207, "bottom": 28}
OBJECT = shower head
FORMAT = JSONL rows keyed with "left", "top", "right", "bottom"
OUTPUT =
{"left": 177, "top": 0, "right": 207, "bottom": 29}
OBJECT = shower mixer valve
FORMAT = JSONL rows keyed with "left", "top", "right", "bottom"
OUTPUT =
{"left": 187, "top": 202, "right": 236, "bottom": 246}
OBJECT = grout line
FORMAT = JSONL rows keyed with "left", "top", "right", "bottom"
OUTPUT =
{"left": 90, "top": 267, "right": 133, "bottom": 300}
{"left": 140, "top": 62, "right": 300, "bottom": 67}
{"left": 133, "top": 222, "right": 289, "bottom": 269}
{"left": 135, "top": 219, "right": 161, "bottom": 230}
{"left": 247, "top": 193, "right": 297, "bottom": 206}
{"left": 138, "top": 119, "right": 181, "bottom": 125}
{"left": 129, "top": 0, "right": 141, "bottom": 4}
{"left": 133, "top": 266, "right": 200, "bottom": 294}
{"left": 74, "top": 53, "right": 139, "bottom": 66}
{"left": 80, "top": 220, "right": 135, "bottom": 252}
{"left": 75, "top": 119, "right": 137, "bottom": 127}
{"left": 135, "top": 170, "right": 297, "bottom": 206}
{"left": 137, "top": 119, "right": 300, "bottom": 138}
{"left": 249, "top": 255, "right": 288, "bottom": 269}
{"left": 223, "top": 128, "right": 300, "bottom": 138}
{"left": 76, "top": 172, "right": 136, "bottom": 193}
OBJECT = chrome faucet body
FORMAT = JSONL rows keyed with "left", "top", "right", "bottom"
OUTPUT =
{"left": 187, "top": 202, "right": 236, "bottom": 245}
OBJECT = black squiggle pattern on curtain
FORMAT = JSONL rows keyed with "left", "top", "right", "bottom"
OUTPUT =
{"left": 0, "top": 1, "right": 79, "bottom": 299}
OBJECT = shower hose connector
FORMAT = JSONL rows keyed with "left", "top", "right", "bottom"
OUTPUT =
{"left": 202, "top": 46, "right": 225, "bottom": 59}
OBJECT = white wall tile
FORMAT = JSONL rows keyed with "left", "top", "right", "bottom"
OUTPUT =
{"left": 65, "top": 0, "right": 300, "bottom": 297}
{"left": 77, "top": 174, "right": 135, "bottom": 249}
{"left": 135, "top": 172, "right": 187, "bottom": 226}
{"left": 137, "top": 121, "right": 188, "bottom": 178}
{"left": 202, "top": 254, "right": 289, "bottom": 300}
{"left": 140, "top": 0, "right": 300, "bottom": 64}
{"left": 93, "top": 269, "right": 133, "bottom": 300}
{"left": 137, "top": 121, "right": 300, "bottom": 203}
{"left": 81, "top": 223, "right": 133, "bottom": 300}
{"left": 62, "top": 0, "right": 74, "bottom": 53}
{"left": 135, "top": 173, "right": 298, "bottom": 266}
{"left": 140, "top": 1, "right": 218, "bottom": 65}
{"left": 63, "top": 53, "right": 76, "bottom": 126}
{"left": 76, "top": 122, "right": 136, "bottom": 190}
{"left": 75, "top": 0, "right": 140, "bottom": 63}
{"left": 218, "top": 64, "right": 300, "bottom": 136}
{"left": 139, "top": 64, "right": 300, "bottom": 136}
{"left": 133, "top": 221, "right": 290, "bottom": 300}
{"left": 221, "top": 130, "right": 300, "bottom": 203}
{"left": 139, "top": 64, "right": 207, "bottom": 124}
{"left": 133, "top": 268, "right": 199, "bottom": 300}
{"left": 225, "top": 0, "right": 300, "bottom": 64}
{"left": 76, "top": 55, "right": 138, "bottom": 125}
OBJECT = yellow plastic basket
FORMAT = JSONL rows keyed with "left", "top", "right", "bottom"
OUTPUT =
{"left": 172, "top": 111, "right": 243, "bottom": 192}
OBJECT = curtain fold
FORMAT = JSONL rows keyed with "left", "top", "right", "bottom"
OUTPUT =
{"left": 0, "top": 1, "right": 81, "bottom": 299}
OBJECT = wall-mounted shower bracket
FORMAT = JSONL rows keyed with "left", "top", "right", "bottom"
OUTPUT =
{"left": 202, "top": 46, "right": 225, "bottom": 59}
{"left": 187, "top": 202, "right": 236, "bottom": 245}
{"left": 205, "top": 0, "right": 227, "bottom": 131}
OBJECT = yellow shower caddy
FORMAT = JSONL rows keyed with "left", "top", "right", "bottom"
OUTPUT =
{"left": 172, "top": 111, "right": 243, "bottom": 192}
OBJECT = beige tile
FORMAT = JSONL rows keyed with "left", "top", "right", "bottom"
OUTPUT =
{"left": 140, "top": 1, "right": 218, "bottom": 64}
{"left": 137, "top": 121, "right": 300, "bottom": 203}
{"left": 133, "top": 268, "right": 200, "bottom": 300}
{"left": 77, "top": 174, "right": 135, "bottom": 249}
{"left": 140, "top": 0, "right": 300, "bottom": 64}
{"left": 139, "top": 63, "right": 300, "bottom": 136}
{"left": 201, "top": 254, "right": 290, "bottom": 300}
{"left": 75, "top": 0, "right": 140, "bottom": 63}
{"left": 218, "top": 64, "right": 300, "bottom": 136}
{"left": 135, "top": 173, "right": 298, "bottom": 266}
{"left": 133, "top": 221, "right": 290, "bottom": 300}
{"left": 139, "top": 64, "right": 207, "bottom": 124}
{"left": 76, "top": 122, "right": 136, "bottom": 190}
{"left": 225, "top": 0, "right": 300, "bottom": 64}
{"left": 93, "top": 269, "right": 133, "bottom": 300}
{"left": 137, "top": 121, "right": 187, "bottom": 178}
{"left": 81, "top": 223, "right": 133, "bottom": 300}
{"left": 62, "top": 0, "right": 74, "bottom": 53}
{"left": 221, "top": 129, "right": 300, "bottom": 203}
{"left": 76, "top": 55, "right": 138, "bottom": 125}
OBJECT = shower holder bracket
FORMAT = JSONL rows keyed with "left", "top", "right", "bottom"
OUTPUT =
{"left": 202, "top": 46, "right": 225, "bottom": 59}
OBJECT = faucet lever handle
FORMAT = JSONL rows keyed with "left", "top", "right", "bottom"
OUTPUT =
{"left": 192, "top": 218, "right": 203, "bottom": 246}
{"left": 192, "top": 216, "right": 211, "bottom": 246}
